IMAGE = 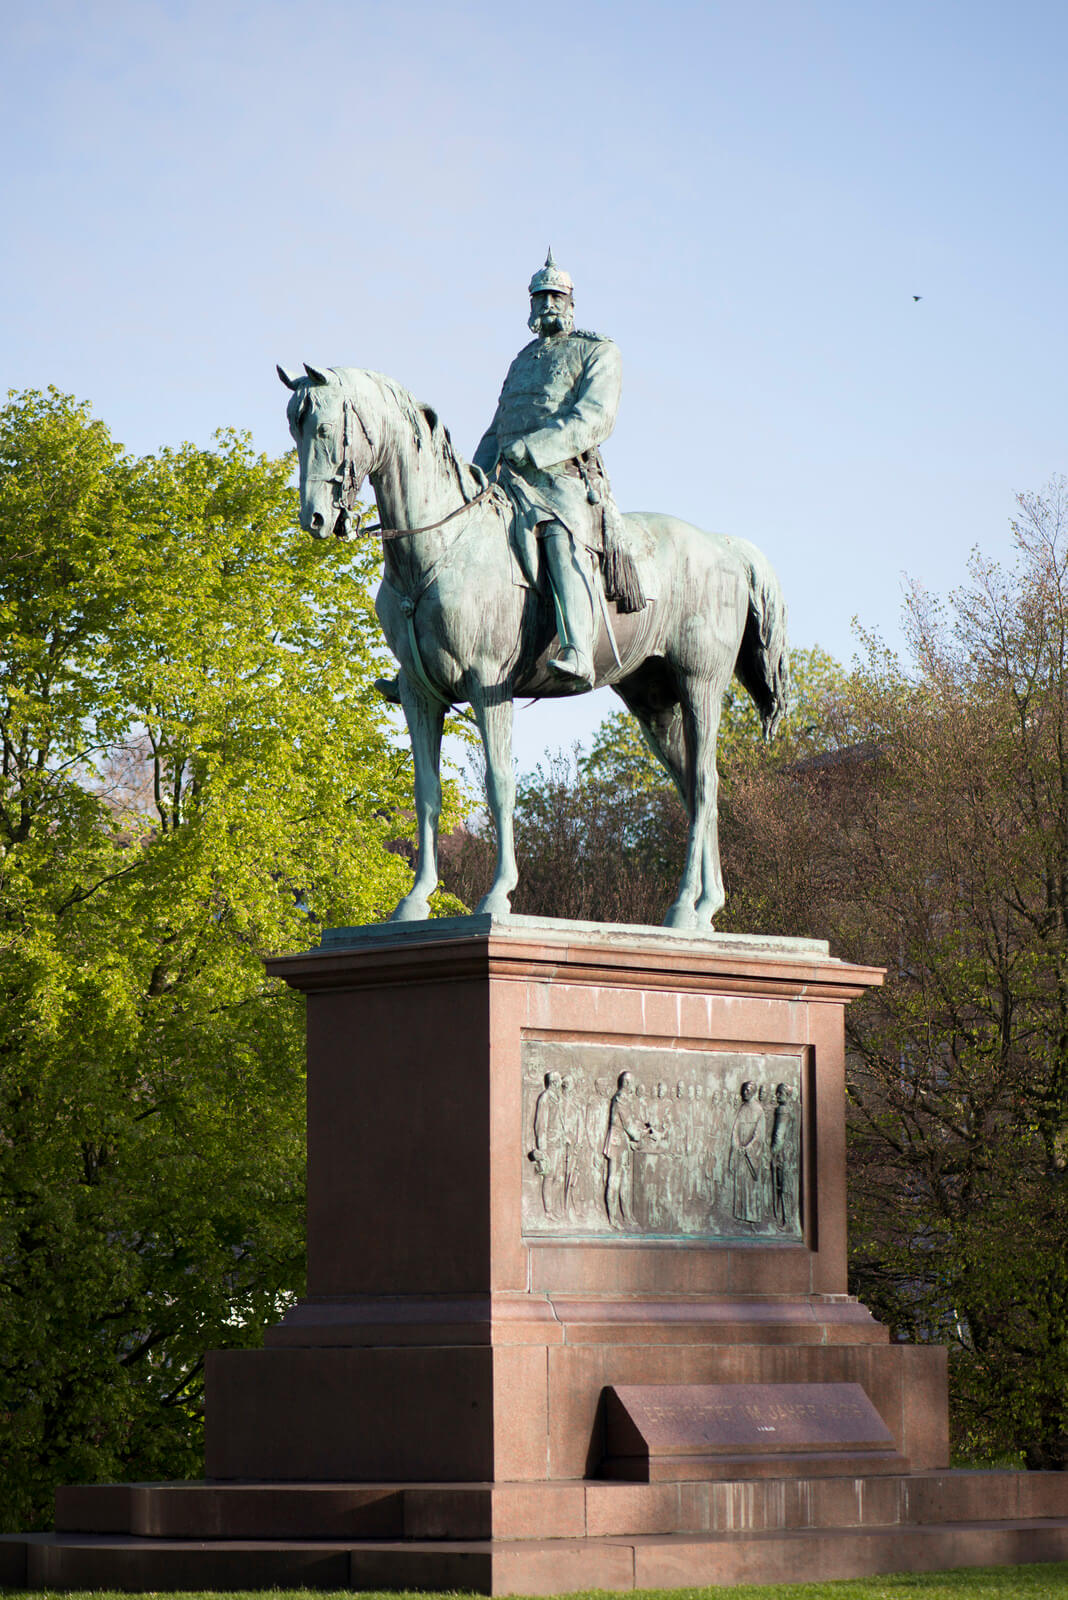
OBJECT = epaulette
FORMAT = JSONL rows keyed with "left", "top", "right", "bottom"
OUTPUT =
{"left": 572, "top": 328, "right": 606, "bottom": 341}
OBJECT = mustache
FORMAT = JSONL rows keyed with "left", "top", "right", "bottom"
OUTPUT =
{"left": 529, "top": 309, "right": 574, "bottom": 334}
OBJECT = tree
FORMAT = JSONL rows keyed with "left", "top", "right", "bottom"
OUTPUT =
{"left": 0, "top": 389, "right": 449, "bottom": 1527}
{"left": 721, "top": 484, "right": 1068, "bottom": 1466}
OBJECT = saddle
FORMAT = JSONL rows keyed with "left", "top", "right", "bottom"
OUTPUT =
{"left": 494, "top": 463, "right": 652, "bottom": 612}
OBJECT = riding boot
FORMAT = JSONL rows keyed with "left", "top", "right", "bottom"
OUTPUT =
{"left": 375, "top": 673, "right": 402, "bottom": 704}
{"left": 543, "top": 526, "right": 596, "bottom": 690}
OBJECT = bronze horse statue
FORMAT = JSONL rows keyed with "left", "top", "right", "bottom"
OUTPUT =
{"left": 280, "top": 363, "right": 790, "bottom": 931}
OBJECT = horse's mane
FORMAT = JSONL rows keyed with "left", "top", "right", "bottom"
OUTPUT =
{"left": 332, "top": 367, "right": 485, "bottom": 501}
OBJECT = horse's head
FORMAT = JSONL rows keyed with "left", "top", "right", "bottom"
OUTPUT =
{"left": 278, "top": 363, "right": 373, "bottom": 539}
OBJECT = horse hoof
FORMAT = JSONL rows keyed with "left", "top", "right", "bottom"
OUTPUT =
{"left": 664, "top": 902, "right": 697, "bottom": 931}
{"left": 389, "top": 895, "right": 431, "bottom": 923}
{"left": 475, "top": 890, "right": 514, "bottom": 918}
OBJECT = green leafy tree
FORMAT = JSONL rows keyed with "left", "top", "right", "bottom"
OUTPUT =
{"left": 0, "top": 389, "right": 447, "bottom": 1528}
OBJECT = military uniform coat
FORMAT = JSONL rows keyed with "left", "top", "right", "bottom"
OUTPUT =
{"left": 473, "top": 330, "right": 622, "bottom": 571}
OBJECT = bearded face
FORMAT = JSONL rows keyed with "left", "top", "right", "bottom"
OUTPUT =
{"left": 528, "top": 289, "right": 575, "bottom": 337}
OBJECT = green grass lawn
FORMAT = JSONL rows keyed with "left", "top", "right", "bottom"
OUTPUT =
{"left": 7, "top": 1567, "right": 1068, "bottom": 1600}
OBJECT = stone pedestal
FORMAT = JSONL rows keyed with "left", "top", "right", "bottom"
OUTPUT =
{"left": 206, "top": 916, "right": 945, "bottom": 1484}
{"left": 4, "top": 915, "right": 1067, "bottom": 1592}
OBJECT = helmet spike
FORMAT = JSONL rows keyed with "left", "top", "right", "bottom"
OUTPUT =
{"left": 528, "top": 249, "right": 573, "bottom": 298}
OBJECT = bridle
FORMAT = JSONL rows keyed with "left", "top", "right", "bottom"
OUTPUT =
{"left": 307, "top": 392, "right": 495, "bottom": 541}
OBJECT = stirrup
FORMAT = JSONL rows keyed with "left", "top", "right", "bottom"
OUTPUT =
{"left": 547, "top": 645, "right": 594, "bottom": 691}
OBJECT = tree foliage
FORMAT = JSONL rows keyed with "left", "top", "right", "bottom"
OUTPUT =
{"left": 0, "top": 389, "right": 440, "bottom": 1528}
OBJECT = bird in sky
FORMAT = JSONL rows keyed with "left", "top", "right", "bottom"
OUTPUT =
{"left": 913, "top": 295, "right": 923, "bottom": 302}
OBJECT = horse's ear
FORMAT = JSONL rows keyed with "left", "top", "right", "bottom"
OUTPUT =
{"left": 304, "top": 362, "right": 331, "bottom": 385}
{"left": 277, "top": 364, "right": 302, "bottom": 389}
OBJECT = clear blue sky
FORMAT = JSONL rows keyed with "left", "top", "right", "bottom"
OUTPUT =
{"left": 4, "top": 0, "right": 1066, "bottom": 770}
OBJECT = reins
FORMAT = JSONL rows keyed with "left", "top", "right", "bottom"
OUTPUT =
{"left": 332, "top": 393, "right": 497, "bottom": 541}
{"left": 353, "top": 482, "right": 496, "bottom": 542}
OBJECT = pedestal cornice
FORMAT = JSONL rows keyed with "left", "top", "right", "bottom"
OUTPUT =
{"left": 266, "top": 914, "right": 884, "bottom": 1003}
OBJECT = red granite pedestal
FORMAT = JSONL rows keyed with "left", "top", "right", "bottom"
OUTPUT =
{"left": 3, "top": 916, "right": 1067, "bottom": 1592}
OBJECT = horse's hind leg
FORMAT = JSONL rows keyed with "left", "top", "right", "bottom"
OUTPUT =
{"left": 616, "top": 675, "right": 723, "bottom": 930}
{"left": 469, "top": 687, "right": 519, "bottom": 917}
{"left": 613, "top": 681, "right": 702, "bottom": 928}
{"left": 390, "top": 676, "right": 446, "bottom": 922}
{"left": 616, "top": 692, "right": 691, "bottom": 807}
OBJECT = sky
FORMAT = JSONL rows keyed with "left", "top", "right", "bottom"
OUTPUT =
{"left": 4, "top": 0, "right": 1067, "bottom": 772}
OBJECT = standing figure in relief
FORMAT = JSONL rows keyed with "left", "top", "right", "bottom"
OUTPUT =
{"left": 531, "top": 1071, "right": 566, "bottom": 1219}
{"left": 674, "top": 1081, "right": 693, "bottom": 1214}
{"left": 603, "top": 1071, "right": 645, "bottom": 1228}
{"left": 692, "top": 1082, "right": 711, "bottom": 1202}
{"left": 770, "top": 1082, "right": 800, "bottom": 1229}
{"left": 585, "top": 1078, "right": 613, "bottom": 1217}
{"left": 707, "top": 1085, "right": 727, "bottom": 1198}
{"left": 648, "top": 1081, "right": 676, "bottom": 1228}
{"left": 560, "top": 1074, "right": 584, "bottom": 1218}
{"left": 728, "top": 1080, "right": 766, "bottom": 1224}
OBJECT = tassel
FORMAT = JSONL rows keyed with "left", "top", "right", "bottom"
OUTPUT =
{"left": 602, "top": 521, "right": 647, "bottom": 613}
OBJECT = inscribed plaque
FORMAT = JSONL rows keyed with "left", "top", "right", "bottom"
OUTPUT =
{"left": 603, "top": 1382, "right": 900, "bottom": 1480}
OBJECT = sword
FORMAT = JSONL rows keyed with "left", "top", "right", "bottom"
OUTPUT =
{"left": 595, "top": 567, "right": 623, "bottom": 672}
{"left": 576, "top": 453, "right": 623, "bottom": 673}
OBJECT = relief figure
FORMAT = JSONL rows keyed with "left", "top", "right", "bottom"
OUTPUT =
{"left": 603, "top": 1071, "right": 645, "bottom": 1228}
{"left": 728, "top": 1079, "right": 766, "bottom": 1224}
{"left": 770, "top": 1082, "right": 800, "bottom": 1229}
{"left": 583, "top": 1078, "right": 612, "bottom": 1218}
{"left": 647, "top": 1081, "right": 676, "bottom": 1228}
{"left": 693, "top": 1082, "right": 713, "bottom": 1203}
{"left": 560, "top": 1074, "right": 584, "bottom": 1217}
{"left": 530, "top": 1071, "right": 566, "bottom": 1218}
{"left": 675, "top": 1081, "right": 694, "bottom": 1210}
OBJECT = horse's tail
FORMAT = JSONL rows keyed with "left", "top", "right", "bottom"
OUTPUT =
{"left": 732, "top": 542, "right": 791, "bottom": 742}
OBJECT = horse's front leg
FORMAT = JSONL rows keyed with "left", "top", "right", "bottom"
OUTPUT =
{"left": 665, "top": 687, "right": 723, "bottom": 931}
{"left": 390, "top": 674, "right": 446, "bottom": 922}
{"left": 468, "top": 687, "right": 519, "bottom": 918}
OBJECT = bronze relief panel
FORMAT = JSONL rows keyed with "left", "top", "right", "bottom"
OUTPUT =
{"left": 522, "top": 1040, "right": 803, "bottom": 1242}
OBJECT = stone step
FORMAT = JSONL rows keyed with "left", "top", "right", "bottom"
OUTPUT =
{"left": 3, "top": 1517, "right": 1068, "bottom": 1593}
{"left": 51, "top": 1471, "right": 1068, "bottom": 1541}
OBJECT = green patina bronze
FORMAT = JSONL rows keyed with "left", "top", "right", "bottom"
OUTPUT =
{"left": 279, "top": 253, "right": 791, "bottom": 931}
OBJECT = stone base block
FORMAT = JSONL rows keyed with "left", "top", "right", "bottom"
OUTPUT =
{"left": 206, "top": 1330, "right": 948, "bottom": 1481}
{"left": 50, "top": 1470, "right": 1068, "bottom": 1542}
{"left": 5, "top": 1470, "right": 1064, "bottom": 1592}
{"left": 6, "top": 1506, "right": 1068, "bottom": 1594}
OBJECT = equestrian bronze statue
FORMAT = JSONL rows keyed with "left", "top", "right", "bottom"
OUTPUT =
{"left": 279, "top": 252, "right": 790, "bottom": 931}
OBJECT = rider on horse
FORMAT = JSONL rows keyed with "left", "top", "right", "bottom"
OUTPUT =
{"left": 473, "top": 250, "right": 630, "bottom": 691}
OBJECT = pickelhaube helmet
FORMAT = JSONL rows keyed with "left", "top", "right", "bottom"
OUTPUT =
{"left": 528, "top": 247, "right": 574, "bottom": 298}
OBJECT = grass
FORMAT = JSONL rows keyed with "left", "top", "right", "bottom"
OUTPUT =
{"left": 7, "top": 1567, "right": 1068, "bottom": 1599}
